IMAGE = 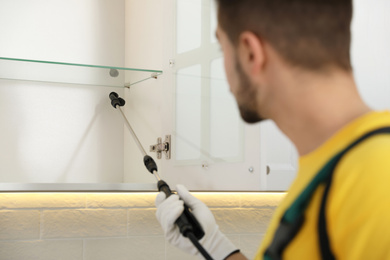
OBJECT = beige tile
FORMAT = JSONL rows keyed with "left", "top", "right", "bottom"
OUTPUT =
{"left": 240, "top": 193, "right": 285, "bottom": 208}
{"left": 84, "top": 236, "right": 165, "bottom": 260}
{"left": 128, "top": 208, "right": 163, "bottom": 236}
{"left": 0, "top": 193, "right": 86, "bottom": 209}
{"left": 226, "top": 234, "right": 240, "bottom": 249}
{"left": 193, "top": 193, "right": 241, "bottom": 208}
{"left": 0, "top": 239, "right": 83, "bottom": 260}
{"left": 87, "top": 193, "right": 155, "bottom": 208}
{"left": 85, "top": 238, "right": 130, "bottom": 260}
{"left": 212, "top": 208, "right": 275, "bottom": 234}
{"left": 42, "top": 209, "right": 127, "bottom": 239}
{"left": 239, "top": 234, "right": 265, "bottom": 259}
{"left": 0, "top": 210, "right": 40, "bottom": 240}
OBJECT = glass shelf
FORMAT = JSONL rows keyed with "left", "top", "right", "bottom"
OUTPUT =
{"left": 0, "top": 57, "right": 163, "bottom": 88}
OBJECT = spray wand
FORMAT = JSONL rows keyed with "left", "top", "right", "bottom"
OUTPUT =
{"left": 109, "top": 92, "right": 213, "bottom": 260}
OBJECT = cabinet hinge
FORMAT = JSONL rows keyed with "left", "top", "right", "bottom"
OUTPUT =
{"left": 150, "top": 135, "right": 171, "bottom": 160}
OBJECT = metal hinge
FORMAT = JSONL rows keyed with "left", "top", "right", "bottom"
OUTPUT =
{"left": 150, "top": 135, "right": 171, "bottom": 160}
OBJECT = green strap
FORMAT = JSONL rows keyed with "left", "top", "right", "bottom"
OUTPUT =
{"left": 264, "top": 127, "right": 390, "bottom": 260}
{"left": 283, "top": 154, "right": 340, "bottom": 223}
{"left": 284, "top": 127, "right": 390, "bottom": 223}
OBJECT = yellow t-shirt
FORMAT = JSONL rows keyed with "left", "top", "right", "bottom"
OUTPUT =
{"left": 255, "top": 111, "right": 390, "bottom": 260}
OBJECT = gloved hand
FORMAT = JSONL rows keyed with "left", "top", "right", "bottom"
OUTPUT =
{"left": 155, "top": 184, "right": 239, "bottom": 260}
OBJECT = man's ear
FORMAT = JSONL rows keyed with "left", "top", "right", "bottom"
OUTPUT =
{"left": 237, "top": 32, "right": 266, "bottom": 77}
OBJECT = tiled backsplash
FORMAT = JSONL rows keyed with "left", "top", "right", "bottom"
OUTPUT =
{"left": 0, "top": 192, "right": 284, "bottom": 260}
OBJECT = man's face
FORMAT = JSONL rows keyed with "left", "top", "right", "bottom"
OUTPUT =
{"left": 216, "top": 25, "right": 264, "bottom": 123}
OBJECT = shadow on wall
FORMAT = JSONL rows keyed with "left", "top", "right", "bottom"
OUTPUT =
{"left": 0, "top": 80, "right": 124, "bottom": 183}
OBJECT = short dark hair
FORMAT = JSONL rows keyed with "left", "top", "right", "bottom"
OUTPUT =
{"left": 216, "top": 0, "right": 353, "bottom": 71}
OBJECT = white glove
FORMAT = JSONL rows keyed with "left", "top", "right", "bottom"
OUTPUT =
{"left": 155, "top": 184, "right": 239, "bottom": 260}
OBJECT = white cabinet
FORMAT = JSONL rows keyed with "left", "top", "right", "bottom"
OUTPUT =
{"left": 156, "top": 0, "right": 390, "bottom": 191}
{"left": 0, "top": 0, "right": 161, "bottom": 191}
{"left": 1, "top": 0, "right": 389, "bottom": 191}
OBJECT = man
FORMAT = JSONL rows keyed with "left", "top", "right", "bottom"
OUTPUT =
{"left": 156, "top": 0, "right": 390, "bottom": 259}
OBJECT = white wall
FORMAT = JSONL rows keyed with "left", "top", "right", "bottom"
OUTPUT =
{"left": 0, "top": 0, "right": 124, "bottom": 64}
{"left": 0, "top": 0, "right": 125, "bottom": 183}
{"left": 123, "top": 0, "right": 165, "bottom": 184}
{"left": 352, "top": 0, "right": 390, "bottom": 110}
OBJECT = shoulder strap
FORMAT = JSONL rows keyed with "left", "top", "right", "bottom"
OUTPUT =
{"left": 264, "top": 127, "right": 390, "bottom": 260}
{"left": 318, "top": 127, "right": 390, "bottom": 259}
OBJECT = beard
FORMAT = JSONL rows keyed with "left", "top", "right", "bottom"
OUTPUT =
{"left": 234, "top": 60, "right": 265, "bottom": 124}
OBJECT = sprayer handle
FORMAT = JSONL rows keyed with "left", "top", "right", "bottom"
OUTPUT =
{"left": 109, "top": 92, "right": 126, "bottom": 108}
{"left": 157, "top": 180, "right": 205, "bottom": 240}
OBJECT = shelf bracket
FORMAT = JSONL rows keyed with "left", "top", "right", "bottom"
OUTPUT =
{"left": 125, "top": 72, "right": 162, "bottom": 88}
{"left": 150, "top": 135, "right": 171, "bottom": 160}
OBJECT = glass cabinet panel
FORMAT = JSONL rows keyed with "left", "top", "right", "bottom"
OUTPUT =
{"left": 175, "top": 65, "right": 202, "bottom": 161}
{"left": 176, "top": 0, "right": 202, "bottom": 54}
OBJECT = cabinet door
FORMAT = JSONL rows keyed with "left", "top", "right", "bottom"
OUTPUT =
{"left": 159, "top": 0, "right": 390, "bottom": 191}
{"left": 160, "top": 0, "right": 263, "bottom": 191}
{"left": 161, "top": 72, "right": 263, "bottom": 190}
